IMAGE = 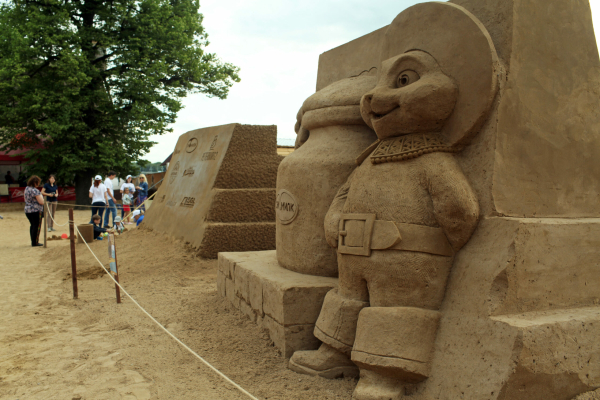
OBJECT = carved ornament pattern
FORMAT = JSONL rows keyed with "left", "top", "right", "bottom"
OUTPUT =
{"left": 370, "top": 133, "right": 457, "bottom": 164}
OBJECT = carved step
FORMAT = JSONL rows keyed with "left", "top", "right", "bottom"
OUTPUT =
{"left": 207, "top": 188, "right": 275, "bottom": 223}
{"left": 198, "top": 222, "right": 275, "bottom": 259}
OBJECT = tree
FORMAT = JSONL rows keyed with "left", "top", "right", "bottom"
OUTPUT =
{"left": 0, "top": 0, "right": 239, "bottom": 203}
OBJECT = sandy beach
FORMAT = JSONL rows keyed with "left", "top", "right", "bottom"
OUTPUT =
{"left": 0, "top": 209, "right": 355, "bottom": 399}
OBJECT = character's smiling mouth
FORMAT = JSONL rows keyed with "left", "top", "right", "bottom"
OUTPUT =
{"left": 371, "top": 107, "right": 400, "bottom": 121}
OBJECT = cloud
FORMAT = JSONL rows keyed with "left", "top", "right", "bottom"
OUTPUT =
{"left": 146, "top": 0, "right": 423, "bottom": 162}
{"left": 146, "top": 0, "right": 600, "bottom": 163}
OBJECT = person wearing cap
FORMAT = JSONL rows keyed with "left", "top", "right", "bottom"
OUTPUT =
{"left": 89, "top": 175, "right": 108, "bottom": 223}
{"left": 132, "top": 209, "right": 144, "bottom": 226}
{"left": 120, "top": 175, "right": 136, "bottom": 218}
{"left": 113, "top": 216, "right": 125, "bottom": 234}
{"left": 103, "top": 171, "right": 118, "bottom": 228}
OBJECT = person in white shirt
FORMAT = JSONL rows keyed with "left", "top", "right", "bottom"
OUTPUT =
{"left": 89, "top": 175, "right": 108, "bottom": 223}
{"left": 120, "top": 175, "right": 136, "bottom": 218}
{"left": 103, "top": 171, "right": 118, "bottom": 228}
{"left": 120, "top": 175, "right": 136, "bottom": 195}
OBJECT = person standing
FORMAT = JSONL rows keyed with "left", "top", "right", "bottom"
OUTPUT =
{"left": 103, "top": 171, "right": 117, "bottom": 228}
{"left": 121, "top": 187, "right": 133, "bottom": 224}
{"left": 135, "top": 174, "right": 148, "bottom": 211}
{"left": 24, "top": 175, "right": 44, "bottom": 247}
{"left": 41, "top": 174, "right": 58, "bottom": 232}
{"left": 17, "top": 172, "right": 27, "bottom": 187}
{"left": 120, "top": 175, "right": 136, "bottom": 218}
{"left": 89, "top": 175, "right": 108, "bottom": 223}
{"left": 4, "top": 170, "right": 15, "bottom": 184}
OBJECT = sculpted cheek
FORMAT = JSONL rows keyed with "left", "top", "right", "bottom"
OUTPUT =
{"left": 398, "top": 78, "right": 458, "bottom": 129}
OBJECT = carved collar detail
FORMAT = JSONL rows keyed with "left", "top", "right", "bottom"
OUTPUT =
{"left": 368, "top": 133, "right": 457, "bottom": 165}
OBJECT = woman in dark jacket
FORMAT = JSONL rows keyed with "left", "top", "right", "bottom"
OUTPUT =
{"left": 41, "top": 174, "right": 58, "bottom": 232}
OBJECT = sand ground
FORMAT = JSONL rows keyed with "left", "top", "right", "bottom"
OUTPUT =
{"left": 0, "top": 209, "right": 355, "bottom": 400}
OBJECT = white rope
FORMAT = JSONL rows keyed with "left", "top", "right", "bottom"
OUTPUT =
{"left": 73, "top": 225, "right": 260, "bottom": 400}
{"left": 55, "top": 190, "right": 155, "bottom": 222}
{"left": 45, "top": 202, "right": 70, "bottom": 227}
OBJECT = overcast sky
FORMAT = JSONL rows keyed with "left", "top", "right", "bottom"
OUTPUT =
{"left": 145, "top": 0, "right": 600, "bottom": 163}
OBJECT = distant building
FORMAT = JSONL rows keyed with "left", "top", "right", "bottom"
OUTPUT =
{"left": 277, "top": 146, "right": 295, "bottom": 156}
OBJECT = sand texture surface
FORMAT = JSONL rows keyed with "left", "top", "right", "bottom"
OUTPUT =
{"left": 0, "top": 209, "right": 355, "bottom": 399}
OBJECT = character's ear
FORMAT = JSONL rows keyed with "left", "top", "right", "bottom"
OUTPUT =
{"left": 360, "top": 92, "right": 375, "bottom": 130}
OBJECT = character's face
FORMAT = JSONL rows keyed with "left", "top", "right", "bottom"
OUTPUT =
{"left": 360, "top": 51, "right": 458, "bottom": 140}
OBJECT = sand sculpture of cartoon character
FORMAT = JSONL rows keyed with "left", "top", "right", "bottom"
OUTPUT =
{"left": 289, "top": 3, "right": 498, "bottom": 399}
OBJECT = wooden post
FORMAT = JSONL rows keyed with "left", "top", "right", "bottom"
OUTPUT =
{"left": 108, "top": 233, "right": 121, "bottom": 304}
{"left": 114, "top": 236, "right": 121, "bottom": 304}
{"left": 69, "top": 208, "right": 78, "bottom": 299}
{"left": 43, "top": 201, "right": 47, "bottom": 248}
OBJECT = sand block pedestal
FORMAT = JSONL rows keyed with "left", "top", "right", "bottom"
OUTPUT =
{"left": 217, "top": 250, "right": 337, "bottom": 357}
{"left": 422, "top": 216, "right": 600, "bottom": 399}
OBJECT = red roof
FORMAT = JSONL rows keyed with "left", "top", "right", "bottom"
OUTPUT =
{"left": 161, "top": 153, "right": 173, "bottom": 166}
{"left": 0, "top": 135, "right": 46, "bottom": 164}
{"left": 0, "top": 148, "right": 31, "bottom": 164}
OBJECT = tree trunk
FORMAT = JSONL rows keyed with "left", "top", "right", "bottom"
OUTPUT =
{"left": 75, "top": 170, "right": 95, "bottom": 210}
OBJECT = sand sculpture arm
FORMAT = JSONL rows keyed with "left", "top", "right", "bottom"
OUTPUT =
{"left": 324, "top": 170, "right": 356, "bottom": 248}
{"left": 424, "top": 153, "right": 479, "bottom": 251}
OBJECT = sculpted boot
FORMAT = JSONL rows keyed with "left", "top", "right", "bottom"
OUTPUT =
{"left": 351, "top": 307, "right": 441, "bottom": 382}
{"left": 351, "top": 307, "right": 441, "bottom": 399}
{"left": 289, "top": 289, "right": 367, "bottom": 378}
{"left": 289, "top": 343, "right": 359, "bottom": 378}
{"left": 353, "top": 369, "right": 404, "bottom": 400}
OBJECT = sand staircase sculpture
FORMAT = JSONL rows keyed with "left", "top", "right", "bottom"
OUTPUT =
{"left": 144, "top": 123, "right": 283, "bottom": 258}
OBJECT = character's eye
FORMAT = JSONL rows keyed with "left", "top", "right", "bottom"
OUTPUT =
{"left": 396, "top": 70, "right": 420, "bottom": 88}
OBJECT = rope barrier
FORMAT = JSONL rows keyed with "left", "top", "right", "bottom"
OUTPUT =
{"left": 55, "top": 202, "right": 108, "bottom": 208}
{"left": 47, "top": 188, "right": 156, "bottom": 230}
{"left": 55, "top": 202, "right": 135, "bottom": 209}
{"left": 45, "top": 202, "right": 70, "bottom": 227}
{"left": 73, "top": 224, "right": 260, "bottom": 400}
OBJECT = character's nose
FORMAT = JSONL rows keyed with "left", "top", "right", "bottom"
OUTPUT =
{"left": 369, "top": 91, "right": 400, "bottom": 116}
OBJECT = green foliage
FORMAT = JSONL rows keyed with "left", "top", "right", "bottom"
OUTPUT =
{"left": 0, "top": 0, "right": 239, "bottom": 191}
{"left": 138, "top": 160, "right": 163, "bottom": 173}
